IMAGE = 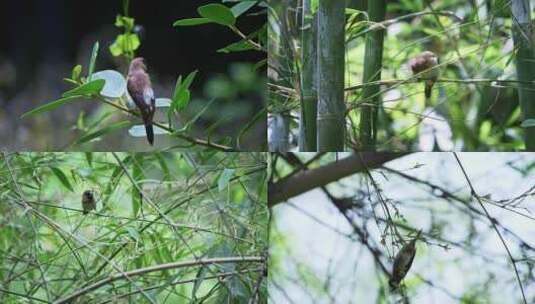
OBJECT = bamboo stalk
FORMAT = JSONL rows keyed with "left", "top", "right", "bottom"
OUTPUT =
{"left": 298, "top": 0, "right": 318, "bottom": 151}
{"left": 317, "top": 0, "right": 346, "bottom": 151}
{"left": 511, "top": 0, "right": 535, "bottom": 150}
{"left": 358, "top": 0, "right": 386, "bottom": 151}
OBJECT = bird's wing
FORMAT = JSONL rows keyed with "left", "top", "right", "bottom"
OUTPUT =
{"left": 403, "top": 248, "right": 416, "bottom": 274}
{"left": 393, "top": 246, "right": 416, "bottom": 279}
{"left": 143, "top": 87, "right": 155, "bottom": 106}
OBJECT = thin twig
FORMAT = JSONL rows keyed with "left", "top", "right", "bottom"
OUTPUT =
{"left": 344, "top": 78, "right": 535, "bottom": 92}
{"left": 97, "top": 97, "right": 235, "bottom": 151}
{"left": 453, "top": 153, "right": 527, "bottom": 304}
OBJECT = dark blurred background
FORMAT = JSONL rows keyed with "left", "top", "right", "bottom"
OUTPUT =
{"left": 0, "top": 0, "right": 266, "bottom": 150}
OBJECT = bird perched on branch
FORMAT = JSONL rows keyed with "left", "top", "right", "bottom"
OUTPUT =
{"left": 409, "top": 51, "right": 439, "bottom": 98}
{"left": 81, "top": 190, "right": 96, "bottom": 214}
{"left": 127, "top": 57, "right": 156, "bottom": 145}
{"left": 389, "top": 230, "right": 422, "bottom": 290}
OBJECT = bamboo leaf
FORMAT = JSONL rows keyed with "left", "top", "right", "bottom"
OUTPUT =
{"left": 50, "top": 167, "right": 74, "bottom": 192}
{"left": 88, "top": 41, "right": 99, "bottom": 81}
{"left": 218, "top": 168, "right": 235, "bottom": 191}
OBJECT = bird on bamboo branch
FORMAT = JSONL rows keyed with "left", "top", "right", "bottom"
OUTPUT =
{"left": 389, "top": 230, "right": 422, "bottom": 291}
{"left": 410, "top": 51, "right": 439, "bottom": 98}
{"left": 127, "top": 57, "right": 156, "bottom": 145}
{"left": 81, "top": 190, "right": 96, "bottom": 214}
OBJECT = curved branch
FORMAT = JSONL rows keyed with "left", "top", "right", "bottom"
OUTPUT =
{"left": 54, "top": 256, "right": 264, "bottom": 304}
{"left": 268, "top": 153, "right": 408, "bottom": 207}
{"left": 100, "top": 268, "right": 263, "bottom": 303}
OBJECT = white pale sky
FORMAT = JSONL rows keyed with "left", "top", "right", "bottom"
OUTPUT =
{"left": 270, "top": 153, "right": 535, "bottom": 304}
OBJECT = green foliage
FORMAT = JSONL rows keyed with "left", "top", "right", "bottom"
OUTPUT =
{"left": 63, "top": 79, "right": 105, "bottom": 97}
{"left": 198, "top": 4, "right": 236, "bottom": 26}
{"left": 109, "top": 15, "right": 140, "bottom": 58}
{"left": 24, "top": 0, "right": 266, "bottom": 151}
{"left": 71, "top": 64, "right": 82, "bottom": 82}
{"left": 174, "top": 1, "right": 266, "bottom": 54}
{"left": 109, "top": 33, "right": 140, "bottom": 57}
{"left": 0, "top": 152, "right": 267, "bottom": 303}
{"left": 270, "top": 0, "right": 531, "bottom": 151}
{"left": 171, "top": 70, "right": 198, "bottom": 113}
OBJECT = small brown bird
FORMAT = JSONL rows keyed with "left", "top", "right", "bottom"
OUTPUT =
{"left": 127, "top": 57, "right": 156, "bottom": 145}
{"left": 81, "top": 190, "right": 96, "bottom": 214}
{"left": 389, "top": 230, "right": 422, "bottom": 290}
{"left": 409, "top": 51, "right": 439, "bottom": 98}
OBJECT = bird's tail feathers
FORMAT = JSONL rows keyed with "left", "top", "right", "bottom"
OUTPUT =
{"left": 425, "top": 82, "right": 432, "bottom": 98}
{"left": 144, "top": 121, "right": 154, "bottom": 145}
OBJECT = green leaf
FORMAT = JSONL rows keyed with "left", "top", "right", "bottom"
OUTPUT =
{"left": 218, "top": 168, "right": 235, "bottom": 191}
{"left": 198, "top": 4, "right": 236, "bottom": 26}
{"left": 172, "top": 70, "right": 198, "bottom": 112}
{"left": 217, "top": 39, "right": 256, "bottom": 53}
{"left": 72, "top": 65, "right": 82, "bottom": 82}
{"left": 75, "top": 121, "right": 132, "bottom": 145}
{"left": 63, "top": 79, "right": 105, "bottom": 98}
{"left": 50, "top": 167, "right": 74, "bottom": 192}
{"left": 521, "top": 119, "right": 535, "bottom": 128}
{"left": 173, "top": 18, "right": 212, "bottom": 27}
{"left": 181, "top": 70, "right": 198, "bottom": 91}
{"left": 21, "top": 96, "right": 83, "bottom": 119}
{"left": 172, "top": 90, "right": 190, "bottom": 112}
{"left": 109, "top": 34, "right": 140, "bottom": 57}
{"left": 115, "top": 15, "right": 135, "bottom": 31}
{"left": 231, "top": 1, "right": 257, "bottom": 17}
{"left": 88, "top": 41, "right": 99, "bottom": 81}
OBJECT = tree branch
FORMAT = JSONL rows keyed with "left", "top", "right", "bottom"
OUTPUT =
{"left": 268, "top": 153, "right": 408, "bottom": 207}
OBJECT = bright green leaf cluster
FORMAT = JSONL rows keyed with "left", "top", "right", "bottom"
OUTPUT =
{"left": 110, "top": 33, "right": 140, "bottom": 57}
{"left": 110, "top": 15, "right": 140, "bottom": 57}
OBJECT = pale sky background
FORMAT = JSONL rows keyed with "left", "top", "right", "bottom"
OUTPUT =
{"left": 269, "top": 153, "right": 535, "bottom": 304}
